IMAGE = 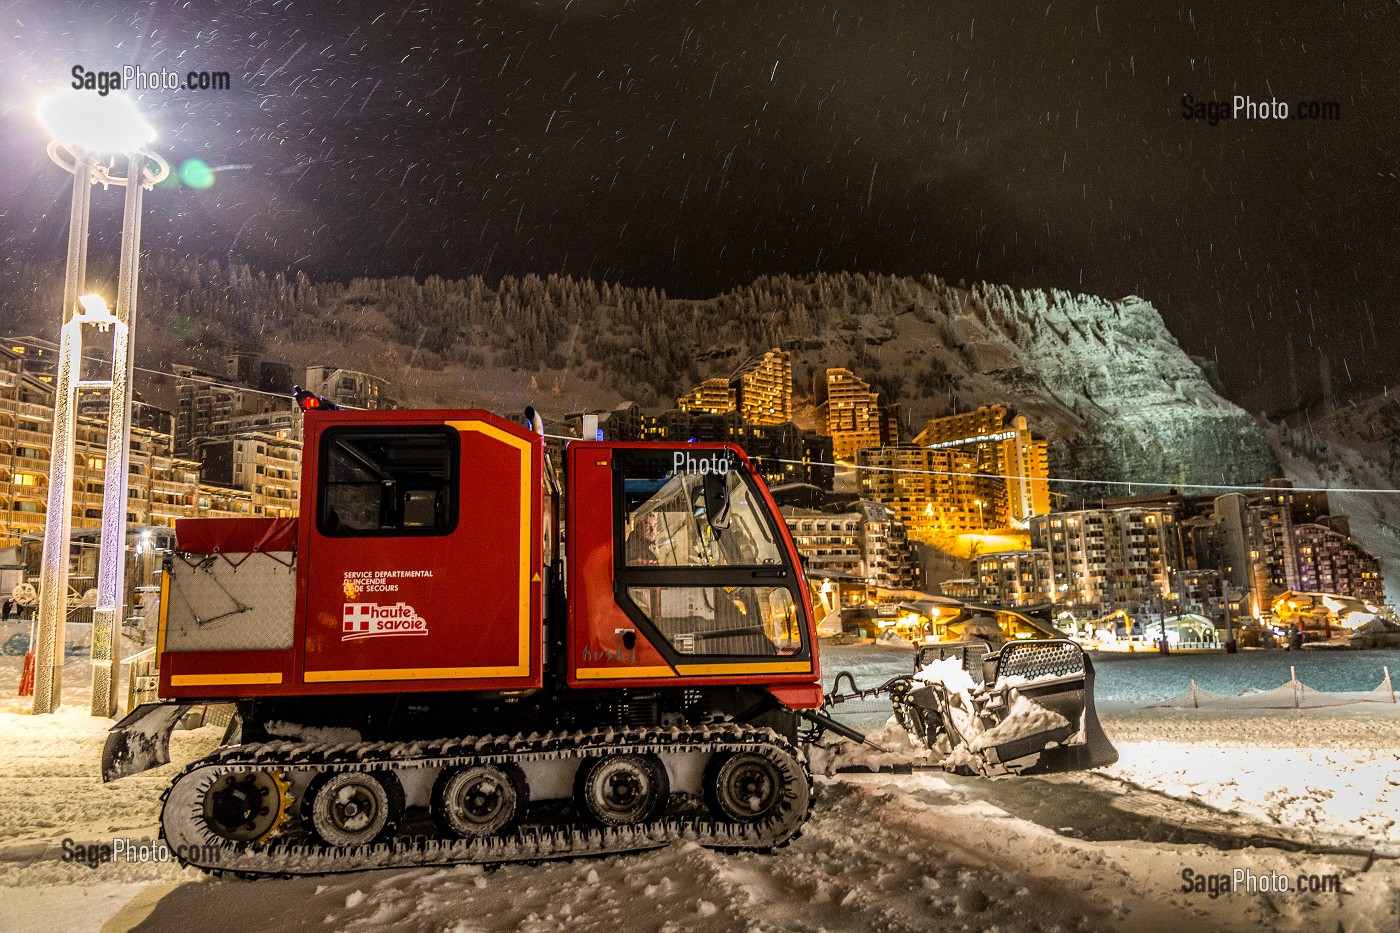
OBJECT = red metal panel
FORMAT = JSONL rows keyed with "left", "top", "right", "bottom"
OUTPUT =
{"left": 175, "top": 517, "right": 298, "bottom": 555}
{"left": 565, "top": 444, "right": 675, "bottom": 686}
{"left": 159, "top": 649, "right": 294, "bottom": 698}
{"left": 766, "top": 683, "right": 825, "bottom": 711}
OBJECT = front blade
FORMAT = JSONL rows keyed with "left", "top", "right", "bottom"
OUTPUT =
{"left": 904, "top": 640, "right": 1117, "bottom": 777}
{"left": 101, "top": 701, "right": 193, "bottom": 781}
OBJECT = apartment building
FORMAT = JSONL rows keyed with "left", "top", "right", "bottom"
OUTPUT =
{"left": 813, "top": 368, "right": 896, "bottom": 460}
{"left": 303, "top": 365, "right": 395, "bottom": 410}
{"left": 732, "top": 349, "right": 793, "bottom": 425}
{"left": 173, "top": 362, "right": 296, "bottom": 458}
{"left": 1178, "top": 568, "right": 1228, "bottom": 620}
{"left": 856, "top": 445, "right": 991, "bottom": 543}
{"left": 677, "top": 378, "right": 736, "bottom": 416}
{"left": 1029, "top": 507, "right": 1182, "bottom": 618}
{"left": 675, "top": 348, "right": 793, "bottom": 426}
{"left": 1293, "top": 522, "right": 1385, "bottom": 604}
{"left": 973, "top": 549, "right": 1053, "bottom": 607}
{"left": 0, "top": 347, "right": 224, "bottom": 542}
{"left": 913, "top": 405, "right": 1049, "bottom": 524}
{"left": 783, "top": 500, "right": 919, "bottom": 590}
{"left": 640, "top": 409, "right": 829, "bottom": 489}
{"left": 1115, "top": 479, "right": 1385, "bottom": 620}
{"left": 195, "top": 430, "right": 302, "bottom": 519}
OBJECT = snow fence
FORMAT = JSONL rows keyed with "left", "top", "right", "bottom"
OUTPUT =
{"left": 1147, "top": 666, "right": 1397, "bottom": 709}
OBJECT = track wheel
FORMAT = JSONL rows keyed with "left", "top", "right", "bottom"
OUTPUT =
{"left": 432, "top": 764, "right": 528, "bottom": 838}
{"left": 304, "top": 770, "right": 402, "bottom": 847}
{"left": 202, "top": 769, "right": 292, "bottom": 844}
{"left": 575, "top": 754, "right": 669, "bottom": 826}
{"left": 705, "top": 752, "right": 785, "bottom": 823}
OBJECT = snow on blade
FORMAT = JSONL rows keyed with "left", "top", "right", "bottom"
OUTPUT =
{"left": 969, "top": 693, "right": 1071, "bottom": 752}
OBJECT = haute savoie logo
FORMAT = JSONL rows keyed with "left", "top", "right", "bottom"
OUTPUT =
{"left": 341, "top": 602, "right": 429, "bottom": 640}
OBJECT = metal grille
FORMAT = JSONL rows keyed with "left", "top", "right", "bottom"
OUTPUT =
{"left": 998, "top": 640, "right": 1084, "bottom": 681}
{"left": 165, "top": 552, "right": 296, "bottom": 652}
{"left": 915, "top": 641, "right": 993, "bottom": 683}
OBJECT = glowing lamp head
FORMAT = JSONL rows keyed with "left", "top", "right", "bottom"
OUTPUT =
{"left": 39, "top": 91, "right": 156, "bottom": 154}
{"left": 294, "top": 386, "right": 340, "bottom": 412}
{"left": 78, "top": 293, "right": 109, "bottom": 314}
{"left": 76, "top": 293, "right": 117, "bottom": 326}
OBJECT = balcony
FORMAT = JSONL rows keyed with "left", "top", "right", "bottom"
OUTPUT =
{"left": 12, "top": 455, "right": 49, "bottom": 474}
{"left": 11, "top": 428, "right": 51, "bottom": 448}
{"left": 13, "top": 401, "right": 51, "bottom": 422}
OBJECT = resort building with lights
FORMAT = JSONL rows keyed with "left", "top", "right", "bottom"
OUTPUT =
{"left": 973, "top": 549, "right": 1053, "bottom": 607}
{"left": 912, "top": 405, "right": 1050, "bottom": 524}
{"left": 813, "top": 367, "right": 898, "bottom": 460}
{"left": 1028, "top": 507, "right": 1183, "bottom": 619}
{"left": 855, "top": 445, "right": 991, "bottom": 543}
{"left": 782, "top": 500, "right": 920, "bottom": 590}
{"left": 675, "top": 348, "right": 792, "bottom": 426}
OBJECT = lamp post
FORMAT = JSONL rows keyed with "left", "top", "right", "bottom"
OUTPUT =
{"left": 1157, "top": 591, "right": 1170, "bottom": 656}
{"left": 31, "top": 92, "right": 168, "bottom": 716}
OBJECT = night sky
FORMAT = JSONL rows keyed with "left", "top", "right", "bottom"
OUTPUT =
{"left": 1, "top": 1, "right": 1396, "bottom": 412}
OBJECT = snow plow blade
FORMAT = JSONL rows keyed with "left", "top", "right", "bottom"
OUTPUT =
{"left": 908, "top": 639, "right": 1117, "bottom": 776}
{"left": 101, "top": 701, "right": 193, "bottom": 782}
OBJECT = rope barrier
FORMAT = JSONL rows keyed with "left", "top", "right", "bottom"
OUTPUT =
{"left": 1147, "top": 668, "right": 1399, "bottom": 710}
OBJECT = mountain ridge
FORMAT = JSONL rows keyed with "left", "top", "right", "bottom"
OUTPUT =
{"left": 0, "top": 260, "right": 1279, "bottom": 501}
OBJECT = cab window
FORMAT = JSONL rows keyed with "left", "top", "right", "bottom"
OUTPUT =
{"left": 318, "top": 427, "right": 457, "bottom": 536}
{"left": 626, "top": 585, "right": 801, "bottom": 656}
{"left": 621, "top": 457, "right": 781, "bottom": 569}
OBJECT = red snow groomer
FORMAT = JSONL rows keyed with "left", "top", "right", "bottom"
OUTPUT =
{"left": 103, "top": 402, "right": 1115, "bottom": 876}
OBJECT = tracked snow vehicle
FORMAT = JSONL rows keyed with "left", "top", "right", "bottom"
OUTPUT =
{"left": 103, "top": 402, "right": 1115, "bottom": 877}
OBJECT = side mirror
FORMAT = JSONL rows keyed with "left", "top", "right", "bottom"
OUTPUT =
{"left": 702, "top": 471, "right": 732, "bottom": 531}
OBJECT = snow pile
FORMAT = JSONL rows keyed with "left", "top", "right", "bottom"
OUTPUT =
{"left": 969, "top": 694, "right": 1072, "bottom": 753}
{"left": 1102, "top": 705, "right": 1400, "bottom": 855}
{"left": 873, "top": 629, "right": 914, "bottom": 648}
{"left": 263, "top": 720, "right": 363, "bottom": 744}
{"left": 912, "top": 655, "right": 978, "bottom": 694}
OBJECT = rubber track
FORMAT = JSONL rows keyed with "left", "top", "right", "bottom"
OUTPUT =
{"left": 160, "top": 724, "right": 814, "bottom": 877}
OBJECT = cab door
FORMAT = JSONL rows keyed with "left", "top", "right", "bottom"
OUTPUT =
{"left": 298, "top": 412, "right": 541, "bottom": 693}
{"left": 567, "top": 442, "right": 817, "bottom": 687}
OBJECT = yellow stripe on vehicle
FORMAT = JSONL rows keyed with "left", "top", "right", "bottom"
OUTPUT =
{"left": 171, "top": 672, "right": 283, "bottom": 686}
{"left": 575, "top": 666, "right": 676, "bottom": 680}
{"left": 155, "top": 568, "right": 170, "bottom": 657}
{"left": 674, "top": 661, "right": 813, "bottom": 676}
{"left": 304, "top": 666, "right": 534, "bottom": 683}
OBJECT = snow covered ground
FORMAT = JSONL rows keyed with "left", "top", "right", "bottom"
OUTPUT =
{"left": 3, "top": 648, "right": 1400, "bottom": 932}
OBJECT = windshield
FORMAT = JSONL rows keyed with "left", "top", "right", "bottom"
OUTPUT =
{"left": 623, "top": 468, "right": 780, "bottom": 568}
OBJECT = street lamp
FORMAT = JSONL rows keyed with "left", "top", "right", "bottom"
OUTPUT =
{"left": 31, "top": 91, "right": 168, "bottom": 716}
